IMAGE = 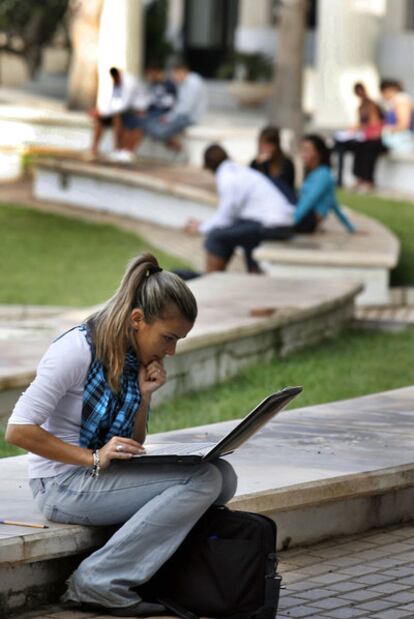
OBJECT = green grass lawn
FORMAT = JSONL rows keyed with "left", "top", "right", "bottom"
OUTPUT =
{"left": 0, "top": 429, "right": 24, "bottom": 458}
{"left": 339, "top": 189, "right": 414, "bottom": 286}
{"left": 0, "top": 203, "right": 189, "bottom": 306}
{"left": 3, "top": 326, "right": 413, "bottom": 458}
{"left": 148, "top": 326, "right": 414, "bottom": 433}
{"left": 2, "top": 194, "right": 414, "bottom": 457}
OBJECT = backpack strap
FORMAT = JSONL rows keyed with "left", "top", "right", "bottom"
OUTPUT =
{"left": 158, "top": 597, "right": 199, "bottom": 619}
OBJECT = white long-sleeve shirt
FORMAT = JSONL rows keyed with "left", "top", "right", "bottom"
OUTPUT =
{"left": 98, "top": 72, "right": 149, "bottom": 116}
{"left": 200, "top": 160, "right": 295, "bottom": 235}
{"left": 8, "top": 328, "right": 92, "bottom": 479}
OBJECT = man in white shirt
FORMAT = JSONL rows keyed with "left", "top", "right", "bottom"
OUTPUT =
{"left": 185, "top": 144, "right": 295, "bottom": 273}
{"left": 144, "top": 60, "right": 207, "bottom": 152}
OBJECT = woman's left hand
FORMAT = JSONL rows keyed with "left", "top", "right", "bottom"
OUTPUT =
{"left": 139, "top": 360, "right": 166, "bottom": 397}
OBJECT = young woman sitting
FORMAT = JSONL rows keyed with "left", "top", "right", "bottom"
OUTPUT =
{"left": 6, "top": 253, "right": 237, "bottom": 617}
{"left": 250, "top": 125, "right": 296, "bottom": 204}
{"left": 295, "top": 134, "right": 356, "bottom": 234}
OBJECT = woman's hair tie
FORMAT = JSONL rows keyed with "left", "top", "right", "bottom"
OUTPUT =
{"left": 145, "top": 266, "right": 163, "bottom": 278}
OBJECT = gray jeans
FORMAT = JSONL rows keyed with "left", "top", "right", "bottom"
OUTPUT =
{"left": 30, "top": 459, "right": 237, "bottom": 609}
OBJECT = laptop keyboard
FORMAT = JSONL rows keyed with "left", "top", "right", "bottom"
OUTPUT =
{"left": 138, "top": 442, "right": 215, "bottom": 456}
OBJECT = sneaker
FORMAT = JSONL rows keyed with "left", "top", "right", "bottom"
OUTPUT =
{"left": 106, "top": 149, "right": 136, "bottom": 164}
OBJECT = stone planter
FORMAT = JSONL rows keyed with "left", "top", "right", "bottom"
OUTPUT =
{"left": 228, "top": 81, "right": 273, "bottom": 107}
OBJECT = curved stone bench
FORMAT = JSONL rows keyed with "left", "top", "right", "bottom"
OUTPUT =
{"left": 2, "top": 386, "right": 414, "bottom": 613}
{"left": 338, "top": 148, "right": 414, "bottom": 197}
{"left": 33, "top": 157, "right": 399, "bottom": 306}
{"left": 255, "top": 210, "right": 399, "bottom": 306}
{"left": 376, "top": 150, "right": 414, "bottom": 195}
{"left": 0, "top": 272, "right": 361, "bottom": 407}
{"left": 0, "top": 102, "right": 260, "bottom": 175}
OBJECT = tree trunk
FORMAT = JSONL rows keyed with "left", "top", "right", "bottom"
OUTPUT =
{"left": 269, "top": 0, "right": 308, "bottom": 150}
{"left": 66, "top": 0, "right": 104, "bottom": 110}
{"left": 24, "top": 46, "right": 43, "bottom": 80}
{"left": 23, "top": 11, "right": 46, "bottom": 80}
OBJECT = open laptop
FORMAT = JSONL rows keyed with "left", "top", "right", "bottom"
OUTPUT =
{"left": 132, "top": 386, "right": 302, "bottom": 464}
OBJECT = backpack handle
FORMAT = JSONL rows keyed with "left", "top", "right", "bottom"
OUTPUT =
{"left": 159, "top": 597, "right": 199, "bottom": 619}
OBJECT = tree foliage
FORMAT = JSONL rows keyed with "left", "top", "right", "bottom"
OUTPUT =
{"left": 144, "top": 0, "right": 173, "bottom": 67}
{"left": 0, "top": 0, "right": 69, "bottom": 78}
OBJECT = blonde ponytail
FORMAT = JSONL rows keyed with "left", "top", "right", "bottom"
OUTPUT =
{"left": 88, "top": 253, "right": 197, "bottom": 391}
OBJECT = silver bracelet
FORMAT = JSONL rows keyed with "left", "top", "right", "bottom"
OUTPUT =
{"left": 90, "top": 449, "right": 101, "bottom": 478}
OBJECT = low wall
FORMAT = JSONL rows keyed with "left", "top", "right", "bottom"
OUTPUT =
{"left": 157, "top": 297, "right": 355, "bottom": 406}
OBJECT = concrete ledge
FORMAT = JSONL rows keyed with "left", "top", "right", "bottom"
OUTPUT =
{"left": 231, "top": 463, "right": 414, "bottom": 514}
{"left": 0, "top": 104, "right": 259, "bottom": 171}
{"left": 254, "top": 211, "right": 400, "bottom": 306}
{"left": 339, "top": 149, "right": 414, "bottom": 197}
{"left": 2, "top": 386, "right": 414, "bottom": 612}
{"left": 0, "top": 273, "right": 361, "bottom": 402}
{"left": 376, "top": 151, "right": 414, "bottom": 195}
{"left": 35, "top": 157, "right": 217, "bottom": 206}
{"left": 33, "top": 161, "right": 215, "bottom": 230}
{"left": 32, "top": 157, "right": 399, "bottom": 305}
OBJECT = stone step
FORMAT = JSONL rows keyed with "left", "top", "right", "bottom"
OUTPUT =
{"left": 2, "top": 386, "right": 414, "bottom": 614}
{"left": 355, "top": 304, "right": 414, "bottom": 329}
{"left": 0, "top": 272, "right": 360, "bottom": 404}
{"left": 32, "top": 156, "right": 399, "bottom": 306}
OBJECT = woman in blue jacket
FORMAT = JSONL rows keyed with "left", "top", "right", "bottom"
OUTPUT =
{"left": 295, "top": 134, "right": 356, "bottom": 234}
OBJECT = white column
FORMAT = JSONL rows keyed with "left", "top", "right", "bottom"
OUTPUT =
{"left": 97, "top": 0, "right": 143, "bottom": 109}
{"left": 167, "top": 0, "right": 184, "bottom": 48}
{"left": 235, "top": 0, "right": 276, "bottom": 56}
{"left": 314, "top": 0, "right": 386, "bottom": 128}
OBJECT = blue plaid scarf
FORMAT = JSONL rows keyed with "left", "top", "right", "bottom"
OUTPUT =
{"left": 78, "top": 324, "right": 141, "bottom": 450}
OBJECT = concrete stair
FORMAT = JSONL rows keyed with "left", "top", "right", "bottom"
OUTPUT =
{"left": 2, "top": 387, "right": 414, "bottom": 614}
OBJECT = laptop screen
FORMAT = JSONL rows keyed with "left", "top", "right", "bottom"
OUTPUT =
{"left": 205, "top": 386, "right": 302, "bottom": 460}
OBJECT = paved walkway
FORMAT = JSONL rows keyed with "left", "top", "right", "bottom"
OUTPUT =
{"left": 279, "top": 522, "right": 414, "bottom": 619}
{"left": 12, "top": 522, "right": 414, "bottom": 619}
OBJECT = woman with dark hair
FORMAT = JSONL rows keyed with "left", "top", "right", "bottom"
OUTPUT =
{"left": 6, "top": 253, "right": 237, "bottom": 616}
{"left": 250, "top": 126, "right": 296, "bottom": 203}
{"left": 294, "top": 134, "right": 356, "bottom": 234}
{"left": 334, "top": 82, "right": 384, "bottom": 189}
{"left": 380, "top": 78, "right": 414, "bottom": 151}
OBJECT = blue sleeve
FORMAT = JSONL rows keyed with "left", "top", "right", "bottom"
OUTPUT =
{"left": 332, "top": 203, "right": 356, "bottom": 233}
{"left": 294, "top": 169, "right": 332, "bottom": 224}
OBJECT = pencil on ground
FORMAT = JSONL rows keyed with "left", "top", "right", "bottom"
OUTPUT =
{"left": 0, "top": 519, "right": 49, "bottom": 529}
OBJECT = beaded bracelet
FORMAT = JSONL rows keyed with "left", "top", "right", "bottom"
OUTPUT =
{"left": 91, "top": 449, "right": 101, "bottom": 478}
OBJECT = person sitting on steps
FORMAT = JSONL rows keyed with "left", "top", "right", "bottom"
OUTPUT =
{"left": 122, "top": 62, "right": 177, "bottom": 155}
{"left": 89, "top": 67, "right": 145, "bottom": 160}
{"left": 143, "top": 59, "right": 207, "bottom": 155}
{"left": 250, "top": 125, "right": 296, "bottom": 204}
{"left": 6, "top": 253, "right": 237, "bottom": 617}
{"left": 184, "top": 144, "right": 296, "bottom": 273}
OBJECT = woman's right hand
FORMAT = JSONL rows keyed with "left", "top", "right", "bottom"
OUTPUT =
{"left": 98, "top": 436, "right": 146, "bottom": 469}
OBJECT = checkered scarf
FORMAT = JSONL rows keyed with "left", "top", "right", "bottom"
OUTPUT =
{"left": 78, "top": 324, "right": 141, "bottom": 450}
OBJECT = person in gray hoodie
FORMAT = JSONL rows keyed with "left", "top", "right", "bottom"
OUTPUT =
{"left": 144, "top": 60, "right": 207, "bottom": 152}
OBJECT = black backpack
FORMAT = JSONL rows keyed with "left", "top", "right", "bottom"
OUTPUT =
{"left": 138, "top": 506, "right": 281, "bottom": 619}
